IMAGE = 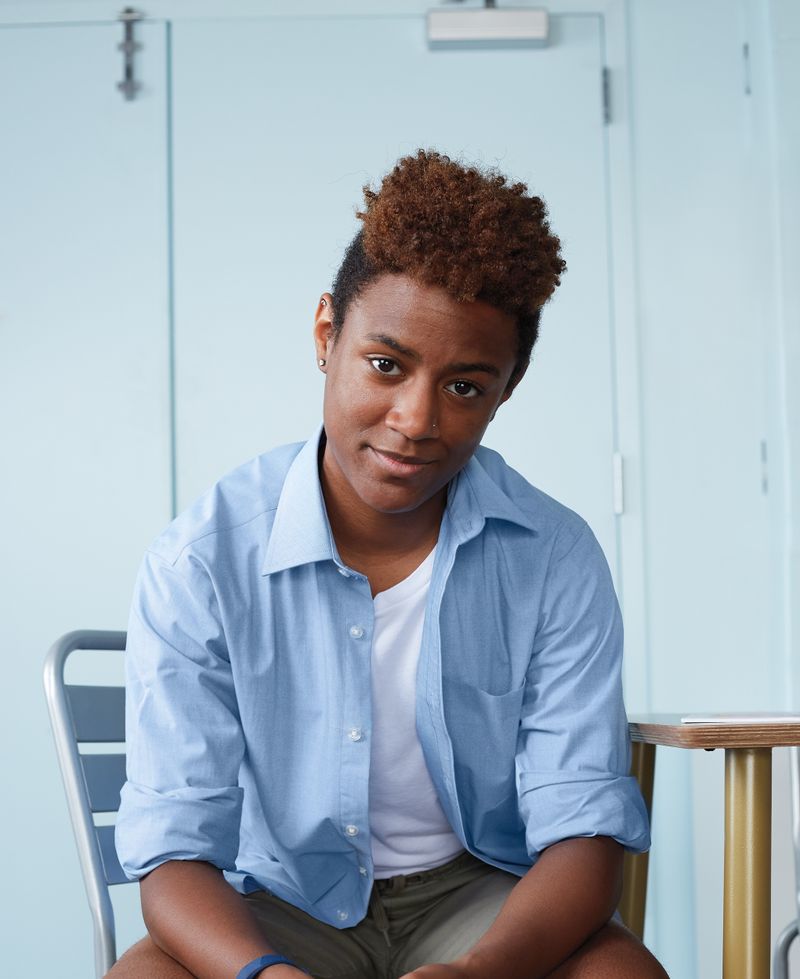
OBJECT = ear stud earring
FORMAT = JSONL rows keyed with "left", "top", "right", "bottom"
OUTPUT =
{"left": 318, "top": 359, "right": 326, "bottom": 367}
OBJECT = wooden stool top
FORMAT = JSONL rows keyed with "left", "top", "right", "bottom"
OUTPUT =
{"left": 628, "top": 713, "right": 800, "bottom": 750}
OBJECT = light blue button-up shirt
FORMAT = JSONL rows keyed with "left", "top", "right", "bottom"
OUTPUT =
{"left": 116, "top": 428, "right": 650, "bottom": 928}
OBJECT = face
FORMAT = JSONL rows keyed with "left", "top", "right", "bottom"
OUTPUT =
{"left": 314, "top": 274, "right": 522, "bottom": 525}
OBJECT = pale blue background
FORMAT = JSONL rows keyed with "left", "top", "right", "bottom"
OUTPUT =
{"left": 1, "top": 1, "right": 798, "bottom": 977}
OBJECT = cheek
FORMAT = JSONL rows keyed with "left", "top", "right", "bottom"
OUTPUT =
{"left": 329, "top": 374, "right": 387, "bottom": 420}
{"left": 446, "top": 410, "right": 491, "bottom": 443}
{"left": 450, "top": 438, "right": 481, "bottom": 468}
{"left": 323, "top": 379, "right": 385, "bottom": 441}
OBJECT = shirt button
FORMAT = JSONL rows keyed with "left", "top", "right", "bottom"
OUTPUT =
{"left": 348, "top": 728, "right": 363, "bottom": 742}
{"left": 359, "top": 865, "right": 368, "bottom": 876}
{"left": 337, "top": 909, "right": 349, "bottom": 921}
{"left": 345, "top": 824, "right": 359, "bottom": 837}
{"left": 349, "top": 625, "right": 364, "bottom": 639}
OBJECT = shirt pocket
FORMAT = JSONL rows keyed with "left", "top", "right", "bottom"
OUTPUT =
{"left": 442, "top": 677, "right": 527, "bottom": 852}
{"left": 442, "top": 676, "right": 525, "bottom": 791}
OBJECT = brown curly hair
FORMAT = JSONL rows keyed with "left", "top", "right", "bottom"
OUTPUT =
{"left": 331, "top": 149, "right": 566, "bottom": 378}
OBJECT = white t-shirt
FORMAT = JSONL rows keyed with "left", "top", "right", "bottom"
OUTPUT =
{"left": 369, "top": 547, "right": 465, "bottom": 878}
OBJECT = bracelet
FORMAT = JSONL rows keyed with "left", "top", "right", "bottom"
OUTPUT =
{"left": 236, "top": 953, "right": 306, "bottom": 978}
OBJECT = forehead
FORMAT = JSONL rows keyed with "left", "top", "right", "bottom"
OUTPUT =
{"left": 342, "top": 274, "right": 517, "bottom": 362}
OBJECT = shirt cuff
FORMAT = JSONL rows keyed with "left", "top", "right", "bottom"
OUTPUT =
{"left": 115, "top": 780, "right": 243, "bottom": 879}
{"left": 517, "top": 770, "right": 651, "bottom": 857}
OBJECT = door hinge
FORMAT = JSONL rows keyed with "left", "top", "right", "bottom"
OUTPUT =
{"left": 117, "top": 7, "right": 143, "bottom": 101}
{"left": 602, "top": 66, "right": 611, "bottom": 124}
{"left": 613, "top": 452, "right": 624, "bottom": 515}
{"left": 742, "top": 43, "right": 752, "bottom": 96}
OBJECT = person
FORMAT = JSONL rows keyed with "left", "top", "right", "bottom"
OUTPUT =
{"left": 110, "top": 150, "right": 668, "bottom": 979}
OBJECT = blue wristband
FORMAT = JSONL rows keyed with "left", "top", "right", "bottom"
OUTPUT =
{"left": 236, "top": 953, "right": 306, "bottom": 978}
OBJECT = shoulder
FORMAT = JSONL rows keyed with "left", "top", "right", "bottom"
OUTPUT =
{"left": 146, "top": 440, "right": 305, "bottom": 567}
{"left": 471, "top": 444, "right": 590, "bottom": 553}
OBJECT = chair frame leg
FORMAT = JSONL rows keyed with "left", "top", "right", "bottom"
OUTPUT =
{"left": 773, "top": 921, "right": 797, "bottom": 979}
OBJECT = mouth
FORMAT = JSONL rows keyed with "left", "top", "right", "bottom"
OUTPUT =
{"left": 369, "top": 447, "right": 434, "bottom": 476}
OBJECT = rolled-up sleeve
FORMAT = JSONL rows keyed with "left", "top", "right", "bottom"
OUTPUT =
{"left": 115, "top": 548, "right": 245, "bottom": 880}
{"left": 516, "top": 523, "right": 650, "bottom": 858}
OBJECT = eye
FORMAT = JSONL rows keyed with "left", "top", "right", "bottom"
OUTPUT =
{"left": 368, "top": 357, "right": 401, "bottom": 376}
{"left": 445, "top": 379, "right": 481, "bottom": 399}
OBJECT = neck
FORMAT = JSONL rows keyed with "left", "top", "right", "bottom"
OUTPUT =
{"left": 323, "top": 481, "right": 446, "bottom": 568}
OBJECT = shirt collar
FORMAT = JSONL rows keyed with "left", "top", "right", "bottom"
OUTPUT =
{"left": 448, "top": 448, "right": 538, "bottom": 541}
{"left": 261, "top": 425, "right": 537, "bottom": 576}
{"left": 261, "top": 425, "right": 337, "bottom": 575}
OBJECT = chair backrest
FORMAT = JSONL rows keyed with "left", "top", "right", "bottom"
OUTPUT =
{"left": 43, "top": 630, "right": 128, "bottom": 979}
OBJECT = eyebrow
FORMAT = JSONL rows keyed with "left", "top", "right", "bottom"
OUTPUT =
{"left": 365, "top": 333, "right": 502, "bottom": 378}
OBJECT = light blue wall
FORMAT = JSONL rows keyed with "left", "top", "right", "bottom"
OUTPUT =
{"left": 767, "top": 3, "right": 800, "bottom": 968}
{"left": 768, "top": 0, "right": 800, "bottom": 707}
{"left": 0, "top": 2, "right": 796, "bottom": 977}
{"left": 0, "top": 17, "right": 173, "bottom": 975}
{"left": 627, "top": 2, "right": 785, "bottom": 972}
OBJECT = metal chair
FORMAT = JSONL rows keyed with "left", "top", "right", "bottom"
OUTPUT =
{"left": 43, "top": 629, "right": 129, "bottom": 979}
{"left": 775, "top": 746, "right": 800, "bottom": 979}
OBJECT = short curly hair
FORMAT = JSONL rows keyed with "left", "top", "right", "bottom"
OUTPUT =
{"left": 331, "top": 149, "right": 566, "bottom": 379}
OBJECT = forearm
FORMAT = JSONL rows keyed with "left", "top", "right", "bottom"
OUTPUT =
{"left": 459, "top": 837, "right": 623, "bottom": 979}
{"left": 140, "top": 860, "right": 304, "bottom": 979}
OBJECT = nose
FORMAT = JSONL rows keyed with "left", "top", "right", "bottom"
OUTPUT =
{"left": 385, "top": 382, "right": 438, "bottom": 441}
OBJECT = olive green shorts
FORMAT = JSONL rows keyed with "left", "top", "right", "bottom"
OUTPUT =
{"left": 242, "top": 850, "right": 519, "bottom": 979}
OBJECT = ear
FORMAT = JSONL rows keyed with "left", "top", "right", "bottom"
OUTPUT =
{"left": 313, "top": 292, "right": 335, "bottom": 367}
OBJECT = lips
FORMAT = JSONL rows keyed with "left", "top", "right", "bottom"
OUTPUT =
{"left": 369, "top": 447, "right": 435, "bottom": 476}
{"left": 375, "top": 449, "right": 432, "bottom": 465}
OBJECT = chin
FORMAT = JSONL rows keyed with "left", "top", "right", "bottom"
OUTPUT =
{"left": 355, "top": 479, "right": 434, "bottom": 515}
{"left": 362, "top": 492, "right": 428, "bottom": 515}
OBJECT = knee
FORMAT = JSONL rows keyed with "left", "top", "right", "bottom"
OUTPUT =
{"left": 104, "top": 936, "right": 195, "bottom": 978}
{"left": 550, "top": 921, "right": 669, "bottom": 979}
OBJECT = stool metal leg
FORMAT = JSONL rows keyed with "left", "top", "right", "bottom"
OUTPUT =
{"left": 620, "top": 741, "right": 655, "bottom": 939}
{"left": 723, "top": 747, "right": 772, "bottom": 979}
